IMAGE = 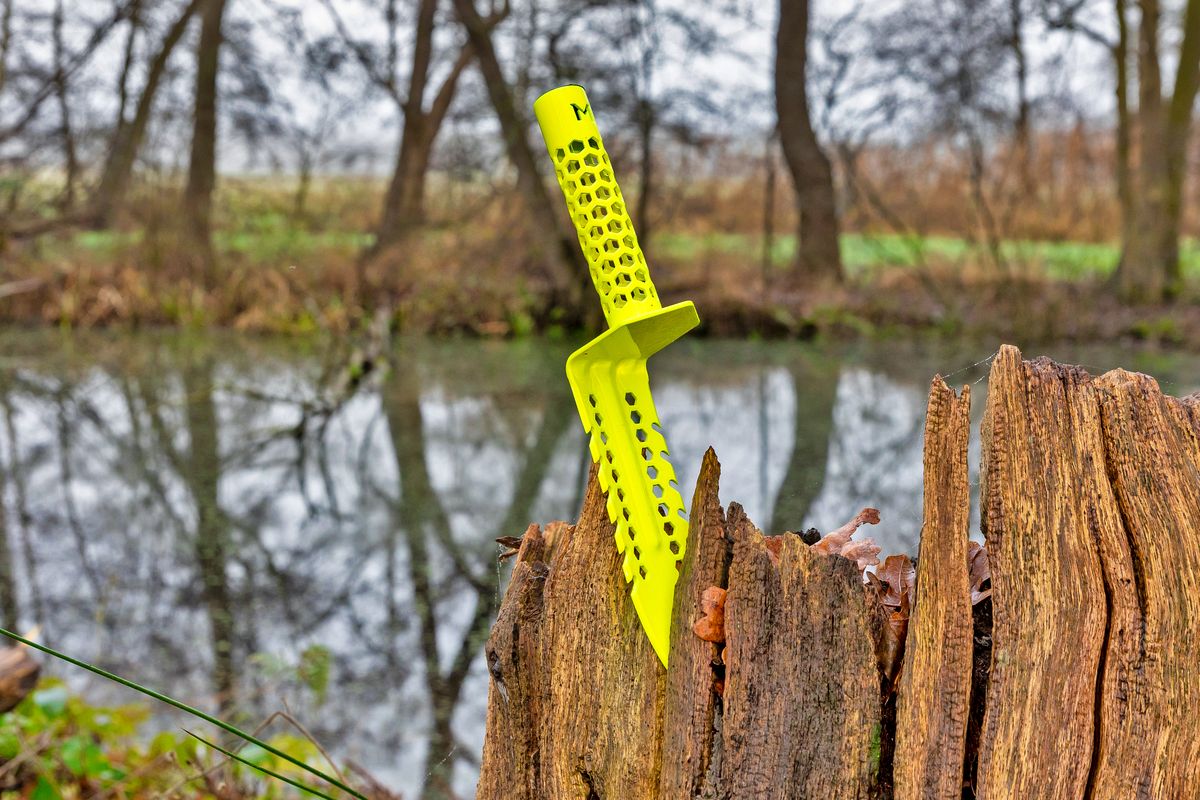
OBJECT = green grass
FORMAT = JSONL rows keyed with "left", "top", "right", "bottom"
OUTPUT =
{"left": 39, "top": 220, "right": 1200, "bottom": 288}
{"left": 654, "top": 231, "right": 1200, "bottom": 281}
{"left": 44, "top": 219, "right": 372, "bottom": 265}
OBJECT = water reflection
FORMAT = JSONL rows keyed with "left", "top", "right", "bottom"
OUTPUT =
{"left": 2, "top": 331, "right": 1198, "bottom": 797}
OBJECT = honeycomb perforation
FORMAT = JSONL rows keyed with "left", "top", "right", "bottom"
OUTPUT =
{"left": 550, "top": 136, "right": 660, "bottom": 324}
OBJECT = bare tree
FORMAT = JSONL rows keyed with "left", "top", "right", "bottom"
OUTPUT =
{"left": 0, "top": 1, "right": 135, "bottom": 146}
{"left": 91, "top": 0, "right": 203, "bottom": 227}
{"left": 1113, "top": 0, "right": 1200, "bottom": 301}
{"left": 0, "top": 0, "right": 12, "bottom": 98}
{"left": 776, "top": 0, "right": 843, "bottom": 287}
{"left": 378, "top": 0, "right": 476, "bottom": 250}
{"left": 184, "top": 0, "right": 230, "bottom": 282}
{"left": 453, "top": 0, "right": 589, "bottom": 314}
{"left": 51, "top": 0, "right": 79, "bottom": 208}
{"left": 321, "top": 0, "right": 486, "bottom": 259}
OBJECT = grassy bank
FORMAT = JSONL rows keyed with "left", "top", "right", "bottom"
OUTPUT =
{"left": 5, "top": 180, "right": 1200, "bottom": 347}
{"left": 657, "top": 231, "right": 1200, "bottom": 282}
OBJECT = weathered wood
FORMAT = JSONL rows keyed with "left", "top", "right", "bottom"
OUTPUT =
{"left": 976, "top": 346, "right": 1111, "bottom": 799}
{"left": 478, "top": 449, "right": 885, "bottom": 799}
{"left": 1089, "top": 369, "right": 1200, "bottom": 797}
{"left": 658, "top": 448, "right": 728, "bottom": 799}
{"left": 894, "top": 379, "right": 973, "bottom": 800}
{"left": 721, "top": 516, "right": 881, "bottom": 799}
{"left": 479, "top": 345, "right": 1200, "bottom": 799}
{"left": 477, "top": 470, "right": 664, "bottom": 798}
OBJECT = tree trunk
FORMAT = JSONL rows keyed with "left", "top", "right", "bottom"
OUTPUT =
{"left": 1008, "top": 0, "right": 1034, "bottom": 193}
{"left": 91, "top": 0, "right": 200, "bottom": 228}
{"left": 376, "top": 116, "right": 434, "bottom": 250}
{"left": 479, "top": 449, "right": 885, "bottom": 798}
{"left": 1114, "top": 0, "right": 1133, "bottom": 247}
{"left": 368, "top": 0, "right": 479, "bottom": 279}
{"left": 372, "top": 0, "right": 438, "bottom": 255}
{"left": 113, "top": 0, "right": 142, "bottom": 129}
{"left": 479, "top": 344, "right": 1200, "bottom": 798}
{"left": 52, "top": 0, "right": 78, "bottom": 209}
{"left": 1160, "top": 0, "right": 1200, "bottom": 287}
{"left": 184, "top": 0, "right": 230, "bottom": 284}
{"left": 635, "top": 99, "right": 655, "bottom": 244}
{"left": 775, "top": 0, "right": 843, "bottom": 289}
{"left": 0, "top": 0, "right": 13, "bottom": 98}
{"left": 1116, "top": 0, "right": 1200, "bottom": 301}
{"left": 452, "top": 0, "right": 588, "bottom": 314}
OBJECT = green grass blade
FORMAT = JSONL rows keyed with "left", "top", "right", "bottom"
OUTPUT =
{"left": 0, "top": 627, "right": 366, "bottom": 800}
{"left": 183, "top": 729, "right": 341, "bottom": 800}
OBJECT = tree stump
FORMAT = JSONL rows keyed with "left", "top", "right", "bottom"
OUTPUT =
{"left": 477, "top": 345, "right": 1200, "bottom": 799}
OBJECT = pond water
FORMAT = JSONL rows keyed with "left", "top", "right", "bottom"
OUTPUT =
{"left": 2, "top": 329, "right": 1199, "bottom": 797}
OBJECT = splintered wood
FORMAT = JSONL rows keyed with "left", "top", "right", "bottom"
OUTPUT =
{"left": 893, "top": 379, "right": 973, "bottom": 799}
{"left": 477, "top": 344, "right": 1200, "bottom": 799}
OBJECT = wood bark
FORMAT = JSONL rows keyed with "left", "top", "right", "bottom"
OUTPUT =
{"left": 894, "top": 379, "right": 972, "bottom": 800}
{"left": 480, "top": 448, "right": 883, "bottom": 799}
{"left": 975, "top": 347, "right": 1111, "bottom": 798}
{"left": 721, "top": 512, "right": 881, "bottom": 799}
{"left": 775, "top": 0, "right": 843, "bottom": 287}
{"left": 1089, "top": 368, "right": 1200, "bottom": 797}
{"left": 480, "top": 344, "right": 1200, "bottom": 797}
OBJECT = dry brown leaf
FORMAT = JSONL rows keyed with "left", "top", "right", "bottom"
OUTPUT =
{"left": 876, "top": 554, "right": 917, "bottom": 609}
{"left": 876, "top": 606, "right": 909, "bottom": 695}
{"left": 810, "top": 507, "right": 882, "bottom": 571}
{"left": 0, "top": 645, "right": 40, "bottom": 714}
{"left": 811, "top": 507, "right": 881, "bottom": 556}
{"left": 968, "top": 541, "right": 991, "bottom": 605}
{"left": 840, "top": 538, "right": 882, "bottom": 571}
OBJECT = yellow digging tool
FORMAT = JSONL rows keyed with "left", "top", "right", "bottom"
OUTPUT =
{"left": 533, "top": 85, "right": 699, "bottom": 666}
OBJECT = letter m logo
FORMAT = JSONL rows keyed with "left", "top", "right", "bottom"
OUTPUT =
{"left": 571, "top": 103, "right": 590, "bottom": 121}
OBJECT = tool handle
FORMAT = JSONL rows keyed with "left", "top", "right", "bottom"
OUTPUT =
{"left": 534, "top": 85, "right": 661, "bottom": 328}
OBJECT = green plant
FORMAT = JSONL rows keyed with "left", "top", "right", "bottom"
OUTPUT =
{"left": 0, "top": 629, "right": 366, "bottom": 799}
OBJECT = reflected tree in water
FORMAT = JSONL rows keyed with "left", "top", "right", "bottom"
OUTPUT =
{"left": 768, "top": 352, "right": 840, "bottom": 534}
{"left": 381, "top": 349, "right": 574, "bottom": 798}
{"left": 181, "top": 357, "right": 238, "bottom": 710}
